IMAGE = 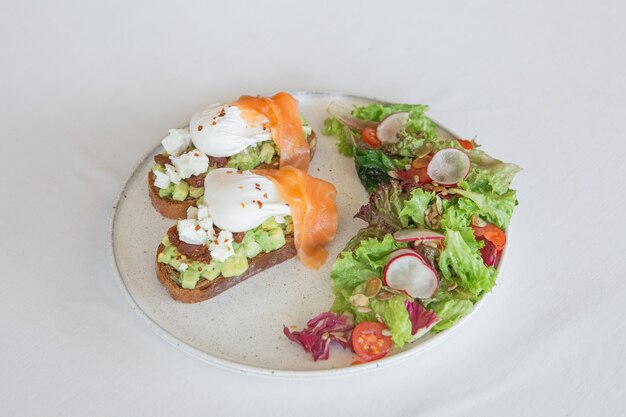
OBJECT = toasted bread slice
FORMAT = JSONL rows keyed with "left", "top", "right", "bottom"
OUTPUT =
{"left": 156, "top": 238, "right": 297, "bottom": 303}
{"left": 149, "top": 131, "right": 318, "bottom": 219}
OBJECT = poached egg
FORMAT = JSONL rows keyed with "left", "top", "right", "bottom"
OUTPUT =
{"left": 203, "top": 168, "right": 291, "bottom": 232}
{"left": 190, "top": 103, "right": 271, "bottom": 157}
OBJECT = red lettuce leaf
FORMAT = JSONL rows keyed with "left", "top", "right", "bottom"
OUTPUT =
{"left": 283, "top": 312, "right": 354, "bottom": 361}
{"left": 477, "top": 237, "right": 497, "bottom": 267}
{"left": 405, "top": 300, "right": 440, "bottom": 337}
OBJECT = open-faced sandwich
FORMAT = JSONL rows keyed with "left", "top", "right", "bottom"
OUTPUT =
{"left": 149, "top": 92, "right": 317, "bottom": 219}
{"left": 282, "top": 101, "right": 520, "bottom": 362}
{"left": 156, "top": 166, "right": 338, "bottom": 303}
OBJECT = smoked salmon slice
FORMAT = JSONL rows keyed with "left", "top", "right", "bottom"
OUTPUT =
{"left": 234, "top": 92, "right": 310, "bottom": 171}
{"left": 255, "top": 166, "right": 338, "bottom": 270}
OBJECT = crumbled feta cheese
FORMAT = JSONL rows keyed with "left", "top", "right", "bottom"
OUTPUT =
{"left": 165, "top": 164, "right": 181, "bottom": 185}
{"left": 161, "top": 128, "right": 191, "bottom": 156}
{"left": 153, "top": 170, "right": 171, "bottom": 189}
{"left": 178, "top": 263, "right": 189, "bottom": 272}
{"left": 199, "top": 218, "right": 214, "bottom": 238}
{"left": 171, "top": 150, "right": 209, "bottom": 179}
{"left": 186, "top": 206, "right": 198, "bottom": 219}
{"left": 177, "top": 219, "right": 208, "bottom": 245}
{"left": 209, "top": 230, "right": 234, "bottom": 262}
{"left": 197, "top": 204, "right": 210, "bottom": 221}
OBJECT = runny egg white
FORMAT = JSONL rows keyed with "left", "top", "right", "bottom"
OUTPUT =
{"left": 190, "top": 103, "right": 272, "bottom": 157}
{"left": 203, "top": 168, "right": 290, "bottom": 232}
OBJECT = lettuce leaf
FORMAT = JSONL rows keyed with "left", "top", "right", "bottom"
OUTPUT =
{"left": 352, "top": 103, "right": 437, "bottom": 139}
{"left": 330, "top": 231, "right": 404, "bottom": 293}
{"left": 459, "top": 147, "right": 521, "bottom": 195}
{"left": 438, "top": 229, "right": 497, "bottom": 297}
{"left": 355, "top": 183, "right": 435, "bottom": 231}
{"left": 383, "top": 133, "right": 425, "bottom": 157}
{"left": 428, "top": 298, "right": 474, "bottom": 332}
{"left": 439, "top": 200, "right": 484, "bottom": 252}
{"left": 399, "top": 188, "right": 435, "bottom": 227}
{"left": 323, "top": 118, "right": 354, "bottom": 157}
{"left": 355, "top": 182, "right": 410, "bottom": 231}
{"left": 370, "top": 296, "right": 413, "bottom": 347}
{"left": 449, "top": 186, "right": 517, "bottom": 229}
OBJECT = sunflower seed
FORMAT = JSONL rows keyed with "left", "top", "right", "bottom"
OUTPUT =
{"left": 356, "top": 307, "right": 372, "bottom": 313}
{"left": 387, "top": 170, "right": 399, "bottom": 179}
{"left": 381, "top": 329, "right": 392, "bottom": 337}
{"left": 447, "top": 282, "right": 458, "bottom": 291}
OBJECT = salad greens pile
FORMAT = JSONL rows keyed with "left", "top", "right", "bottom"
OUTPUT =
{"left": 288, "top": 101, "right": 520, "bottom": 362}
{"left": 325, "top": 102, "right": 521, "bottom": 346}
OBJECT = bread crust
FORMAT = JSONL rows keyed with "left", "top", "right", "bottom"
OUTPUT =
{"left": 155, "top": 237, "right": 297, "bottom": 303}
{"left": 148, "top": 173, "right": 198, "bottom": 219}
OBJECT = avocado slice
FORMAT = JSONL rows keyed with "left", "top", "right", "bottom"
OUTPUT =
{"left": 221, "top": 255, "right": 248, "bottom": 278}
{"left": 172, "top": 181, "right": 189, "bottom": 201}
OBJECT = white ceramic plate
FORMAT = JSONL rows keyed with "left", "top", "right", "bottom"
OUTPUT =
{"left": 109, "top": 92, "right": 507, "bottom": 378}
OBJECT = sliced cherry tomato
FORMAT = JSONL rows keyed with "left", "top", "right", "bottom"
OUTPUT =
{"left": 473, "top": 223, "right": 506, "bottom": 251}
{"left": 351, "top": 322, "right": 392, "bottom": 362}
{"left": 361, "top": 127, "right": 381, "bottom": 148}
{"left": 457, "top": 139, "right": 474, "bottom": 150}
{"left": 414, "top": 166, "right": 433, "bottom": 185}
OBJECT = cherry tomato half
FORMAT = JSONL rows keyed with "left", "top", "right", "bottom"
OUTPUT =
{"left": 362, "top": 127, "right": 381, "bottom": 148}
{"left": 351, "top": 322, "right": 392, "bottom": 362}
{"left": 457, "top": 139, "right": 474, "bottom": 150}
{"left": 473, "top": 223, "right": 506, "bottom": 251}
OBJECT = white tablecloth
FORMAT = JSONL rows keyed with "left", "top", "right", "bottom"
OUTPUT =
{"left": 3, "top": 1, "right": 625, "bottom": 415}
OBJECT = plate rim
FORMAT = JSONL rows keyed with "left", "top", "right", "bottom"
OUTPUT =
{"left": 108, "top": 91, "right": 509, "bottom": 379}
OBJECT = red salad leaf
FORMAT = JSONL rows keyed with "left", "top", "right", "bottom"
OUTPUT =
{"left": 405, "top": 300, "right": 440, "bottom": 337}
{"left": 283, "top": 312, "right": 354, "bottom": 361}
{"left": 477, "top": 237, "right": 497, "bottom": 267}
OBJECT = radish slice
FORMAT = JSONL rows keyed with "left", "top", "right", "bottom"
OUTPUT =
{"left": 327, "top": 102, "right": 378, "bottom": 132}
{"left": 376, "top": 112, "right": 409, "bottom": 144}
{"left": 383, "top": 252, "right": 439, "bottom": 299}
{"left": 388, "top": 248, "right": 419, "bottom": 259}
{"left": 426, "top": 148, "right": 471, "bottom": 186}
{"left": 393, "top": 229, "right": 445, "bottom": 243}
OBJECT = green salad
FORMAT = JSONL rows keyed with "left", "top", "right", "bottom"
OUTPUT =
{"left": 284, "top": 102, "right": 521, "bottom": 363}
